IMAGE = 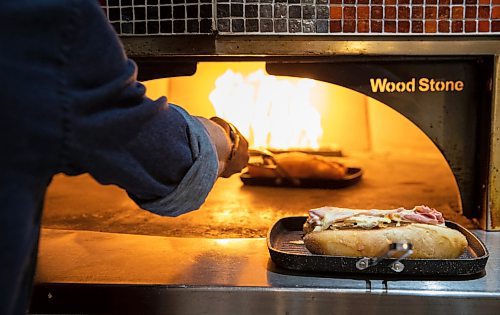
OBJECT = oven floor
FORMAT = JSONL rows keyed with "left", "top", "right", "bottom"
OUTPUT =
{"left": 41, "top": 152, "right": 475, "bottom": 238}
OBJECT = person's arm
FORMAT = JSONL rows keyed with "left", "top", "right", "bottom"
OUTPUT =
{"left": 61, "top": 1, "right": 247, "bottom": 216}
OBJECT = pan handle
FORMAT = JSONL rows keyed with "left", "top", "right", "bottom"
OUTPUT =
{"left": 355, "top": 242, "right": 414, "bottom": 272}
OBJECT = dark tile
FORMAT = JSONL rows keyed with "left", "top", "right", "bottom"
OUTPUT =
{"left": 289, "top": 6, "right": 301, "bottom": 18}
{"left": 371, "top": 6, "right": 383, "bottom": 19}
{"left": 412, "top": 20, "right": 424, "bottom": 33}
{"left": 358, "top": 0, "right": 369, "bottom": 3}
{"left": 173, "top": 5, "right": 185, "bottom": 19}
{"left": 316, "top": 6, "right": 329, "bottom": 19}
{"left": 159, "top": 0, "right": 171, "bottom": 3}
{"left": 330, "top": 0, "right": 342, "bottom": 4}
{"left": 232, "top": 19, "right": 244, "bottom": 32}
{"left": 426, "top": 0, "right": 437, "bottom": 4}
{"left": 122, "top": 22, "right": 133, "bottom": 34}
{"left": 330, "top": 20, "right": 342, "bottom": 33}
{"left": 316, "top": 20, "right": 329, "bottom": 33}
{"left": 288, "top": 0, "right": 300, "bottom": 3}
{"left": 452, "top": 21, "right": 463, "bottom": 32}
{"left": 384, "top": 20, "right": 397, "bottom": 32}
{"left": 464, "top": 20, "right": 476, "bottom": 32}
{"left": 218, "top": 19, "right": 230, "bottom": 32}
{"left": 147, "top": 5, "right": 159, "bottom": 19}
{"left": 159, "top": 6, "right": 171, "bottom": 19}
{"left": 200, "top": 19, "right": 212, "bottom": 33}
{"left": 316, "top": 0, "right": 329, "bottom": 4}
{"left": 186, "top": 5, "right": 198, "bottom": 19}
{"left": 260, "top": 19, "right": 273, "bottom": 32}
{"left": 122, "top": 0, "right": 132, "bottom": 5}
{"left": 135, "top": 21, "right": 146, "bottom": 33}
{"left": 160, "top": 20, "right": 172, "bottom": 33}
{"left": 371, "top": 20, "right": 383, "bottom": 33}
{"left": 343, "top": 20, "right": 355, "bottom": 32}
{"left": 245, "top": 5, "right": 258, "bottom": 18}
{"left": 344, "top": 0, "right": 355, "bottom": 4}
{"left": 147, "top": 0, "right": 158, "bottom": 4}
{"left": 398, "top": 20, "right": 410, "bottom": 32}
{"left": 358, "top": 6, "right": 370, "bottom": 19}
{"left": 413, "top": 0, "right": 423, "bottom": 3}
{"left": 478, "top": 6, "right": 490, "bottom": 19}
{"left": 135, "top": 0, "right": 146, "bottom": 4}
{"left": 260, "top": 5, "right": 272, "bottom": 18}
{"left": 465, "top": 0, "right": 477, "bottom": 3}
{"left": 173, "top": 20, "right": 185, "bottom": 32}
{"left": 465, "top": 6, "right": 477, "bottom": 19}
{"left": 438, "top": 6, "right": 450, "bottom": 19}
{"left": 187, "top": 20, "right": 199, "bottom": 32}
{"left": 301, "top": 0, "right": 314, "bottom": 3}
{"left": 452, "top": 0, "right": 464, "bottom": 3}
{"left": 452, "top": 7, "right": 463, "bottom": 19}
{"left": 358, "top": 20, "right": 369, "bottom": 33}
{"left": 275, "top": 19, "right": 288, "bottom": 32}
{"left": 412, "top": 6, "right": 423, "bottom": 19}
{"left": 217, "top": 4, "right": 229, "bottom": 18}
{"left": 109, "top": 8, "right": 120, "bottom": 21}
{"left": 385, "top": 6, "right": 396, "bottom": 19}
{"left": 173, "top": 0, "right": 184, "bottom": 3}
{"left": 302, "top": 5, "right": 315, "bottom": 19}
{"left": 398, "top": 0, "right": 409, "bottom": 3}
{"left": 289, "top": 19, "right": 301, "bottom": 33}
{"left": 439, "top": 0, "right": 450, "bottom": 3}
{"left": 343, "top": 6, "right": 356, "bottom": 19}
{"left": 148, "top": 21, "right": 159, "bottom": 33}
{"left": 200, "top": 4, "right": 211, "bottom": 18}
{"left": 398, "top": 6, "right": 410, "bottom": 19}
{"left": 425, "top": 6, "right": 437, "bottom": 19}
{"left": 372, "top": 0, "right": 383, "bottom": 4}
{"left": 275, "top": 3, "right": 287, "bottom": 18}
{"left": 438, "top": 20, "right": 450, "bottom": 32}
{"left": 302, "top": 20, "right": 316, "bottom": 33}
{"left": 246, "top": 19, "right": 259, "bottom": 32}
{"left": 231, "top": 4, "right": 243, "bottom": 17}
{"left": 109, "top": 0, "right": 120, "bottom": 5}
{"left": 121, "top": 7, "right": 133, "bottom": 21}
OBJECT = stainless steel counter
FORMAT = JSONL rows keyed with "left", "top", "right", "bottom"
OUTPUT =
{"left": 31, "top": 228, "right": 500, "bottom": 314}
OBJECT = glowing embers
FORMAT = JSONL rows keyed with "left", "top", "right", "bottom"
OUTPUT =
{"left": 209, "top": 69, "right": 322, "bottom": 150}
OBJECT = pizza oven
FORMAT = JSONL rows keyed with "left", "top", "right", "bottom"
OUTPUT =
{"left": 31, "top": 1, "right": 500, "bottom": 314}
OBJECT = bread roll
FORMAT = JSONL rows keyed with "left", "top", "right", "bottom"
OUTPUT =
{"left": 248, "top": 152, "right": 347, "bottom": 179}
{"left": 304, "top": 223, "right": 468, "bottom": 259}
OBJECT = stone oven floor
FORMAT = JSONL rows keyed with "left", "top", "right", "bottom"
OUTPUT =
{"left": 41, "top": 152, "right": 475, "bottom": 238}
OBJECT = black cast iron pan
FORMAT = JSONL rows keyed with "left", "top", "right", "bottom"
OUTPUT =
{"left": 267, "top": 216, "right": 489, "bottom": 277}
{"left": 240, "top": 167, "right": 363, "bottom": 189}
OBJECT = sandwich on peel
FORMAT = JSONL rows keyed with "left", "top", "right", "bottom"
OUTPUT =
{"left": 303, "top": 205, "right": 468, "bottom": 259}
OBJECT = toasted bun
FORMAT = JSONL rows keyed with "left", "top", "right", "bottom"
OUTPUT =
{"left": 248, "top": 152, "right": 346, "bottom": 179}
{"left": 304, "top": 224, "right": 468, "bottom": 259}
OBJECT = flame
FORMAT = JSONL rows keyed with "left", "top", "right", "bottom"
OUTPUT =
{"left": 209, "top": 69, "right": 322, "bottom": 150}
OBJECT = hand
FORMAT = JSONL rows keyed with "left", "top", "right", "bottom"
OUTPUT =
{"left": 210, "top": 117, "right": 249, "bottom": 178}
{"left": 196, "top": 117, "right": 249, "bottom": 178}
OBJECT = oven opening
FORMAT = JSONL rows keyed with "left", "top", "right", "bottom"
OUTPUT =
{"left": 42, "top": 61, "right": 478, "bottom": 239}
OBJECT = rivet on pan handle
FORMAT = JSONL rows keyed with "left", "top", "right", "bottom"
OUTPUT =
{"left": 355, "top": 242, "right": 414, "bottom": 272}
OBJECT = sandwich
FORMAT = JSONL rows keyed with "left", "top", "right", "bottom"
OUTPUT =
{"left": 248, "top": 152, "right": 347, "bottom": 179}
{"left": 303, "top": 205, "right": 468, "bottom": 259}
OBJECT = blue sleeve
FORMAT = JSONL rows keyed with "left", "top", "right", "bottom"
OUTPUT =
{"left": 61, "top": 1, "right": 218, "bottom": 216}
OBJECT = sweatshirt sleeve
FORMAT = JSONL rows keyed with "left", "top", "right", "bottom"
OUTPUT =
{"left": 60, "top": 0, "right": 218, "bottom": 216}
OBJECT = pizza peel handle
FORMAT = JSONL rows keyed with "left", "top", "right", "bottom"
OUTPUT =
{"left": 356, "top": 242, "right": 414, "bottom": 272}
